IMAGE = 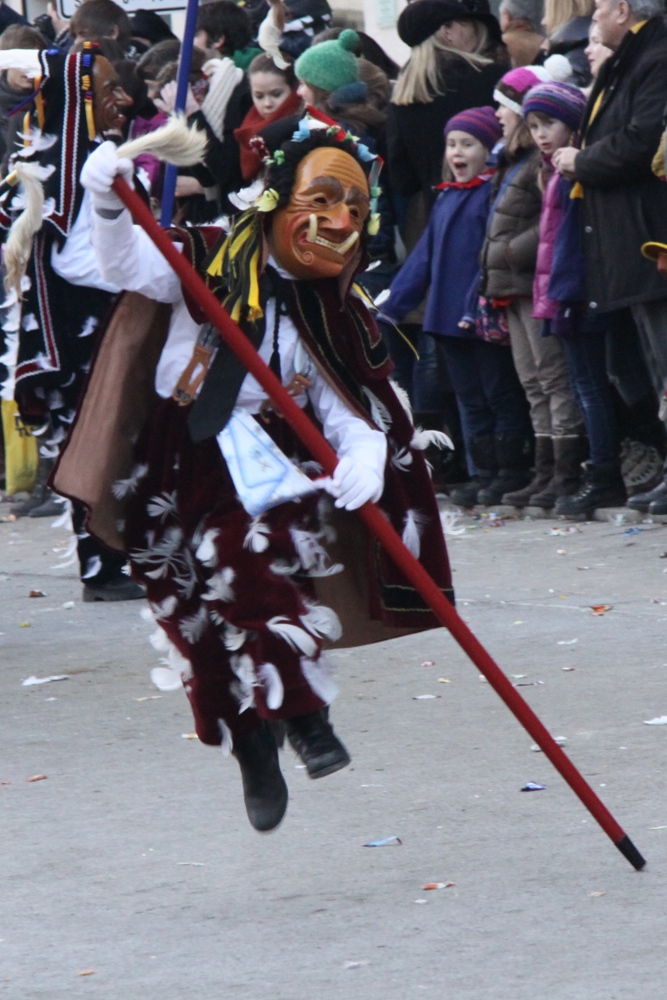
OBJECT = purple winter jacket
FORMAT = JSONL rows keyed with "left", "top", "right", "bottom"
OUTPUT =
{"left": 532, "top": 163, "right": 564, "bottom": 320}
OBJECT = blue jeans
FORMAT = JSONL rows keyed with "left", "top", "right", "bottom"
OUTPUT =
{"left": 560, "top": 332, "right": 617, "bottom": 465}
{"left": 434, "top": 336, "right": 532, "bottom": 472}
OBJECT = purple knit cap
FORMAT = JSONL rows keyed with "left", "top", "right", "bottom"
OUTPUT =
{"left": 444, "top": 106, "right": 503, "bottom": 151}
{"left": 521, "top": 81, "right": 587, "bottom": 132}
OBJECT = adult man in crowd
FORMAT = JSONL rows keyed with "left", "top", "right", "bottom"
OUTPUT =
{"left": 553, "top": 0, "right": 667, "bottom": 515}
{"left": 499, "top": 0, "right": 545, "bottom": 67}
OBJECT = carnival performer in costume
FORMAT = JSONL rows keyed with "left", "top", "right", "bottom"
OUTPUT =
{"left": 0, "top": 42, "right": 149, "bottom": 599}
{"left": 55, "top": 114, "right": 454, "bottom": 831}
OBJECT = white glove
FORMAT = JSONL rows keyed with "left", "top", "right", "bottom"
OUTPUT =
{"left": 327, "top": 454, "right": 384, "bottom": 511}
{"left": 80, "top": 140, "right": 133, "bottom": 211}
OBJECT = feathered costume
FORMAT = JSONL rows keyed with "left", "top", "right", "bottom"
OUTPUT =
{"left": 54, "top": 123, "right": 454, "bottom": 748}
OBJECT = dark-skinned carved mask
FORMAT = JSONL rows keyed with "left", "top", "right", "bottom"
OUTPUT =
{"left": 92, "top": 55, "right": 133, "bottom": 134}
{"left": 268, "top": 147, "right": 370, "bottom": 280}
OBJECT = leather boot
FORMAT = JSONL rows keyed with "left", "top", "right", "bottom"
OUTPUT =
{"left": 553, "top": 459, "right": 627, "bottom": 516}
{"left": 10, "top": 454, "right": 55, "bottom": 516}
{"left": 449, "top": 434, "right": 496, "bottom": 507}
{"left": 232, "top": 724, "right": 289, "bottom": 832}
{"left": 531, "top": 435, "right": 587, "bottom": 509}
{"left": 626, "top": 464, "right": 667, "bottom": 514}
{"left": 286, "top": 710, "right": 351, "bottom": 779}
{"left": 477, "top": 435, "right": 533, "bottom": 506}
{"left": 502, "top": 436, "right": 554, "bottom": 507}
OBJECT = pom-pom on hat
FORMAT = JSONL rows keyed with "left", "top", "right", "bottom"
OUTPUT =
{"left": 398, "top": 0, "right": 502, "bottom": 49}
{"left": 521, "top": 81, "right": 587, "bottom": 133}
{"left": 444, "top": 105, "right": 503, "bottom": 151}
{"left": 294, "top": 28, "right": 360, "bottom": 94}
{"left": 494, "top": 56, "right": 573, "bottom": 114}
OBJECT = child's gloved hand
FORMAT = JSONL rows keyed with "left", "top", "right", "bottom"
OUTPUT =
{"left": 80, "top": 140, "right": 133, "bottom": 211}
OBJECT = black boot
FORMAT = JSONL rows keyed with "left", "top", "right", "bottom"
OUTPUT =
{"left": 531, "top": 435, "right": 587, "bottom": 509}
{"left": 626, "top": 461, "right": 667, "bottom": 513}
{"left": 10, "top": 454, "right": 55, "bottom": 516}
{"left": 477, "top": 435, "right": 533, "bottom": 506}
{"left": 502, "top": 436, "right": 554, "bottom": 507}
{"left": 285, "top": 710, "right": 351, "bottom": 779}
{"left": 553, "top": 459, "right": 627, "bottom": 516}
{"left": 448, "top": 434, "right": 496, "bottom": 507}
{"left": 232, "top": 724, "right": 289, "bottom": 832}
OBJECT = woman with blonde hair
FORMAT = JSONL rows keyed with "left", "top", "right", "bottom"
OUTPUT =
{"left": 543, "top": 0, "right": 594, "bottom": 86}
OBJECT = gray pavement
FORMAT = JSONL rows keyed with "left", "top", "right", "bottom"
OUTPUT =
{"left": 2, "top": 508, "right": 667, "bottom": 999}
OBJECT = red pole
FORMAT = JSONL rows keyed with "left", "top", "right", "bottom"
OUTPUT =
{"left": 112, "top": 177, "right": 645, "bottom": 871}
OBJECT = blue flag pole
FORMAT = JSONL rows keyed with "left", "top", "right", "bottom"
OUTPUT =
{"left": 160, "top": 0, "right": 201, "bottom": 226}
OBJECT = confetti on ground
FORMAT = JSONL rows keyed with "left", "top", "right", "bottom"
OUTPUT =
{"left": 364, "top": 836, "right": 402, "bottom": 847}
{"left": 0, "top": 781, "right": 12, "bottom": 785}
{"left": 589, "top": 891, "right": 606, "bottom": 897}
{"left": 177, "top": 862, "right": 205, "bottom": 866}
{"left": 181, "top": 733, "right": 199, "bottom": 739}
{"left": 421, "top": 660, "right": 435, "bottom": 667}
{"left": 624, "top": 527, "right": 642, "bottom": 536}
{"left": 521, "top": 782, "right": 546, "bottom": 792}
{"left": 77, "top": 970, "right": 95, "bottom": 977}
{"left": 343, "top": 960, "right": 370, "bottom": 969}
{"left": 28, "top": 590, "right": 46, "bottom": 598}
{"left": 438, "top": 677, "right": 451, "bottom": 684}
{"left": 550, "top": 526, "right": 579, "bottom": 535}
{"left": 413, "top": 694, "right": 438, "bottom": 700}
{"left": 557, "top": 639, "right": 578, "bottom": 645}
{"left": 423, "top": 882, "right": 456, "bottom": 890}
{"left": 556, "top": 549, "right": 567, "bottom": 555}
{"left": 649, "top": 826, "right": 667, "bottom": 830}
{"left": 644, "top": 716, "right": 667, "bottom": 725}
{"left": 591, "top": 604, "right": 613, "bottom": 615}
{"left": 62, "top": 601, "right": 75, "bottom": 610}
{"left": 513, "top": 620, "right": 524, "bottom": 625}
{"left": 136, "top": 695, "right": 162, "bottom": 701}
{"left": 510, "top": 674, "right": 527, "bottom": 679}
{"left": 0, "top": 513, "right": 17, "bottom": 522}
{"left": 22, "top": 675, "right": 69, "bottom": 686}
{"left": 19, "top": 621, "right": 31, "bottom": 628}
{"left": 531, "top": 737, "right": 567, "bottom": 752}
{"left": 514, "top": 680, "right": 545, "bottom": 687}
{"left": 26, "top": 774, "right": 47, "bottom": 782}
{"left": 562, "top": 666, "right": 575, "bottom": 672}
{"left": 414, "top": 899, "right": 428, "bottom": 904}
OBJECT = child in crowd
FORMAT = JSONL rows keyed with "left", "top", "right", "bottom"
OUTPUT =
{"left": 523, "top": 81, "right": 627, "bottom": 514}
{"left": 233, "top": 53, "right": 302, "bottom": 184}
{"left": 379, "top": 107, "right": 533, "bottom": 507}
{"left": 479, "top": 65, "right": 585, "bottom": 509}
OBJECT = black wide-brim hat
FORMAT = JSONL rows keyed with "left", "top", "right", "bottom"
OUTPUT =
{"left": 398, "top": 0, "right": 502, "bottom": 49}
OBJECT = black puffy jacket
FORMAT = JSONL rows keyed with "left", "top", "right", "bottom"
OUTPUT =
{"left": 575, "top": 16, "right": 667, "bottom": 313}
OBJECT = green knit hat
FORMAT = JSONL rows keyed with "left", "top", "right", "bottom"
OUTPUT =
{"left": 295, "top": 29, "right": 360, "bottom": 94}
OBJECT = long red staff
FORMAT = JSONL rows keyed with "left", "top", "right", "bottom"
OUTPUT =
{"left": 111, "top": 176, "right": 645, "bottom": 871}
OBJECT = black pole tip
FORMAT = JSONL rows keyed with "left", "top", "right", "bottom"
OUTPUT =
{"left": 615, "top": 835, "right": 646, "bottom": 871}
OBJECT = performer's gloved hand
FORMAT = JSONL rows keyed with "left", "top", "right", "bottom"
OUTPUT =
{"left": 327, "top": 455, "right": 384, "bottom": 511}
{"left": 80, "top": 140, "right": 134, "bottom": 212}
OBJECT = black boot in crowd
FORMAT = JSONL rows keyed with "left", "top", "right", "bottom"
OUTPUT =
{"left": 233, "top": 723, "right": 289, "bottom": 832}
{"left": 626, "top": 459, "right": 667, "bottom": 515}
{"left": 477, "top": 434, "right": 533, "bottom": 506}
{"left": 502, "top": 435, "right": 553, "bottom": 507}
{"left": 531, "top": 435, "right": 587, "bottom": 509}
{"left": 448, "top": 433, "right": 496, "bottom": 507}
{"left": 10, "top": 454, "right": 59, "bottom": 517}
{"left": 285, "top": 710, "right": 351, "bottom": 779}
{"left": 553, "top": 459, "right": 627, "bottom": 516}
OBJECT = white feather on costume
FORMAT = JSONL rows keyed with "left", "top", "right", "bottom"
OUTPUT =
{"left": 21, "top": 312, "right": 39, "bottom": 331}
{"left": 230, "top": 654, "right": 257, "bottom": 713}
{"left": 440, "top": 509, "right": 467, "bottom": 537}
{"left": 81, "top": 555, "right": 103, "bottom": 580}
{"left": 202, "top": 566, "right": 235, "bottom": 603}
{"left": 266, "top": 616, "right": 318, "bottom": 657}
{"left": 50, "top": 533, "right": 78, "bottom": 570}
{"left": 146, "top": 491, "right": 178, "bottom": 523}
{"left": 178, "top": 605, "right": 208, "bottom": 644}
{"left": 362, "top": 387, "right": 392, "bottom": 432}
{"left": 244, "top": 517, "right": 270, "bottom": 553}
{"left": 149, "top": 627, "right": 171, "bottom": 653}
{"left": 269, "top": 558, "right": 301, "bottom": 576}
{"left": 149, "top": 595, "right": 178, "bottom": 621}
{"left": 402, "top": 509, "right": 429, "bottom": 559}
{"left": 195, "top": 528, "right": 220, "bottom": 567}
{"left": 257, "top": 662, "right": 284, "bottom": 710}
{"left": 300, "top": 600, "right": 343, "bottom": 642}
{"left": 289, "top": 527, "right": 343, "bottom": 577}
{"left": 410, "top": 428, "right": 454, "bottom": 452}
{"left": 78, "top": 316, "right": 99, "bottom": 338}
{"left": 223, "top": 622, "right": 247, "bottom": 651}
{"left": 218, "top": 719, "right": 234, "bottom": 757}
{"left": 301, "top": 655, "right": 338, "bottom": 704}
{"left": 390, "top": 446, "right": 413, "bottom": 472}
{"left": 112, "top": 463, "right": 148, "bottom": 500}
{"left": 389, "top": 378, "right": 413, "bottom": 420}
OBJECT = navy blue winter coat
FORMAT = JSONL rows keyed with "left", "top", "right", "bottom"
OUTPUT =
{"left": 381, "top": 177, "right": 493, "bottom": 339}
